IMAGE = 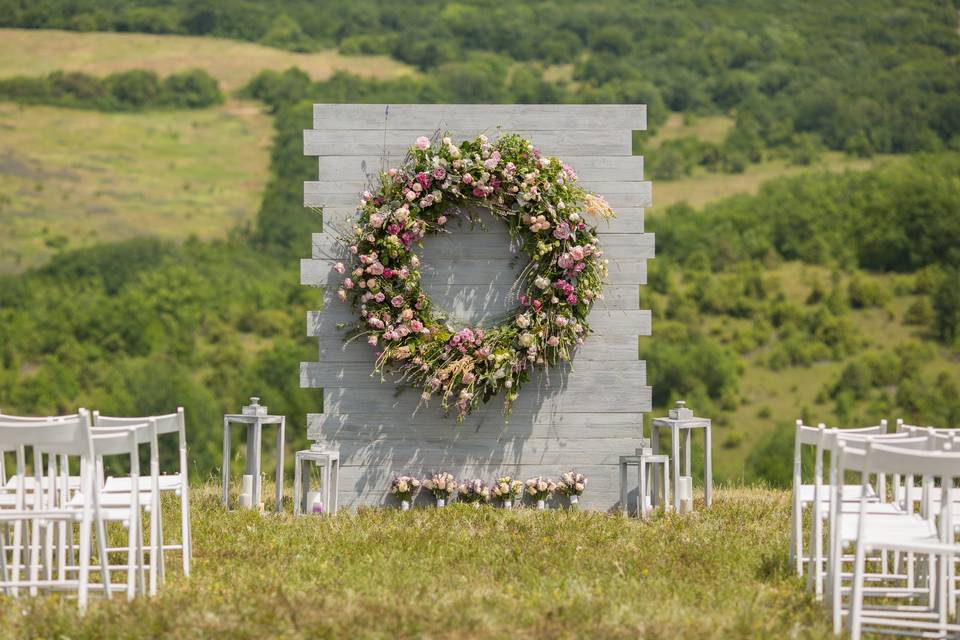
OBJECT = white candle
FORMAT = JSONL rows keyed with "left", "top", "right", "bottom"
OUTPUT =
{"left": 241, "top": 474, "right": 253, "bottom": 496}
{"left": 307, "top": 491, "right": 324, "bottom": 514}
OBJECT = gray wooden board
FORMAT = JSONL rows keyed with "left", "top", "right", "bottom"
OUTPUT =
{"left": 304, "top": 104, "right": 652, "bottom": 511}
{"left": 305, "top": 309, "right": 651, "bottom": 338}
{"left": 313, "top": 335, "right": 641, "bottom": 364}
{"left": 301, "top": 257, "right": 648, "bottom": 287}
{"left": 304, "top": 128, "right": 632, "bottom": 156}
{"left": 315, "top": 382, "right": 652, "bottom": 415}
{"left": 315, "top": 155, "right": 643, "bottom": 182}
{"left": 317, "top": 207, "right": 648, "bottom": 235}
{"left": 312, "top": 104, "right": 647, "bottom": 131}
{"left": 300, "top": 360, "right": 645, "bottom": 389}
{"left": 305, "top": 181, "right": 652, "bottom": 209}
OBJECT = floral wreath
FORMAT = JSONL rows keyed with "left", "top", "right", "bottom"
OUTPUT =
{"left": 333, "top": 131, "right": 614, "bottom": 421}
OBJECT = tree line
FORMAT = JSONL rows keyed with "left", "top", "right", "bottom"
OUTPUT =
{"left": 0, "top": 68, "right": 223, "bottom": 111}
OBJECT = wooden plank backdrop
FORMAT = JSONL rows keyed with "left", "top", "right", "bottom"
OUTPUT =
{"left": 301, "top": 104, "right": 653, "bottom": 510}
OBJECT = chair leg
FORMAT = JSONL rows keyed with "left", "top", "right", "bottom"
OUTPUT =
{"left": 125, "top": 515, "right": 137, "bottom": 601}
{"left": 28, "top": 517, "right": 41, "bottom": 596}
{"left": 148, "top": 504, "right": 158, "bottom": 596}
{"left": 78, "top": 513, "right": 91, "bottom": 613}
{"left": 95, "top": 514, "right": 111, "bottom": 598}
{"left": 849, "top": 542, "right": 867, "bottom": 640}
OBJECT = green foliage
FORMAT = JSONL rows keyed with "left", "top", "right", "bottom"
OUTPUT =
{"left": 0, "top": 68, "right": 223, "bottom": 111}
{"left": 932, "top": 268, "right": 960, "bottom": 343}
{"left": 5, "top": 0, "right": 960, "bottom": 156}
{"left": 0, "top": 238, "right": 320, "bottom": 476}
{"left": 643, "top": 321, "right": 742, "bottom": 415}
{"left": 652, "top": 154, "right": 960, "bottom": 272}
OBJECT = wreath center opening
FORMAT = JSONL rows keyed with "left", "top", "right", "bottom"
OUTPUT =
{"left": 416, "top": 207, "right": 528, "bottom": 328}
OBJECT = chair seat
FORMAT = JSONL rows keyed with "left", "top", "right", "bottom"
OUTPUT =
{"left": 4, "top": 476, "right": 83, "bottom": 491}
{"left": 841, "top": 512, "right": 939, "bottom": 549}
{"left": 68, "top": 491, "right": 155, "bottom": 510}
{"left": 816, "top": 501, "right": 902, "bottom": 519}
{"left": 103, "top": 474, "right": 182, "bottom": 494}
{"left": 799, "top": 484, "right": 877, "bottom": 504}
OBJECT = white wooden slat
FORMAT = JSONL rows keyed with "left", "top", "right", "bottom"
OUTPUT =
{"left": 317, "top": 381, "right": 652, "bottom": 414}
{"left": 300, "top": 360, "right": 644, "bottom": 390}
{"left": 306, "top": 308, "right": 651, "bottom": 338}
{"left": 301, "top": 257, "right": 648, "bottom": 287}
{"left": 312, "top": 104, "right": 647, "bottom": 132}
{"left": 307, "top": 411, "right": 645, "bottom": 439}
{"left": 316, "top": 155, "right": 644, "bottom": 182}
{"left": 304, "top": 129, "right": 632, "bottom": 157}
{"left": 303, "top": 179, "right": 649, "bottom": 197}
{"left": 316, "top": 207, "right": 647, "bottom": 235}
{"left": 314, "top": 334, "right": 641, "bottom": 365}
{"left": 328, "top": 438, "right": 645, "bottom": 468}
{"left": 304, "top": 181, "right": 652, "bottom": 209}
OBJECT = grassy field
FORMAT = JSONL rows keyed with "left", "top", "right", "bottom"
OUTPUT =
{"left": 0, "top": 484, "right": 830, "bottom": 639}
{"left": 650, "top": 152, "right": 903, "bottom": 211}
{"left": 0, "top": 28, "right": 415, "bottom": 91}
{"left": 0, "top": 101, "right": 273, "bottom": 272}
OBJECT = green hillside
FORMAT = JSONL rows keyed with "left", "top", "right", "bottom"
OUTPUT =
{"left": 0, "top": 1, "right": 958, "bottom": 483}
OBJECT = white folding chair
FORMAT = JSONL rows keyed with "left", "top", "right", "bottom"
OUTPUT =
{"left": 90, "top": 419, "right": 165, "bottom": 595}
{"left": 791, "top": 419, "right": 886, "bottom": 576}
{"left": 828, "top": 435, "right": 949, "bottom": 634}
{"left": 0, "top": 411, "right": 102, "bottom": 611}
{"left": 806, "top": 427, "right": 913, "bottom": 599}
{"left": 845, "top": 442, "right": 960, "bottom": 639}
{"left": 93, "top": 408, "right": 191, "bottom": 576}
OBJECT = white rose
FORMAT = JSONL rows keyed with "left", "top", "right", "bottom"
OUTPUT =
{"left": 519, "top": 333, "right": 534, "bottom": 347}
{"left": 516, "top": 314, "right": 530, "bottom": 328}
{"left": 534, "top": 276, "right": 550, "bottom": 290}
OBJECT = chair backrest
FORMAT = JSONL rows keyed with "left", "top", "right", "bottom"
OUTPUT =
{"left": 94, "top": 408, "right": 183, "bottom": 437}
{"left": 866, "top": 442, "right": 960, "bottom": 480}
{"left": 92, "top": 415, "right": 157, "bottom": 446}
{"left": 0, "top": 412, "right": 93, "bottom": 457}
{"left": 0, "top": 412, "right": 81, "bottom": 422}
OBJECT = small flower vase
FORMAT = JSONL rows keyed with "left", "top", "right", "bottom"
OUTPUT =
{"left": 400, "top": 499, "right": 410, "bottom": 512}
{"left": 569, "top": 494, "right": 579, "bottom": 508}
{"left": 436, "top": 497, "right": 445, "bottom": 508}
{"left": 503, "top": 499, "right": 513, "bottom": 509}
{"left": 536, "top": 499, "right": 546, "bottom": 510}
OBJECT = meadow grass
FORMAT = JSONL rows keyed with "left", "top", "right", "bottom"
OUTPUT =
{"left": 0, "top": 101, "right": 273, "bottom": 272}
{"left": 0, "top": 28, "right": 415, "bottom": 91}
{"left": 0, "top": 484, "right": 832, "bottom": 639}
{"left": 649, "top": 152, "right": 905, "bottom": 211}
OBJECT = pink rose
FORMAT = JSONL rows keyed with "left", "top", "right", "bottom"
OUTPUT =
{"left": 416, "top": 136, "right": 430, "bottom": 150}
{"left": 569, "top": 246, "right": 585, "bottom": 261}
{"left": 391, "top": 295, "right": 404, "bottom": 308}
{"left": 462, "top": 173, "right": 473, "bottom": 185}
{"left": 472, "top": 186, "right": 486, "bottom": 198}
{"left": 369, "top": 213, "right": 384, "bottom": 228}
{"left": 553, "top": 222, "right": 571, "bottom": 240}
{"left": 343, "top": 278, "right": 353, "bottom": 289}
{"left": 375, "top": 292, "right": 385, "bottom": 303}
{"left": 547, "top": 336, "right": 560, "bottom": 347}
{"left": 361, "top": 190, "right": 372, "bottom": 201}
{"left": 566, "top": 294, "right": 578, "bottom": 305}
{"left": 436, "top": 215, "right": 447, "bottom": 226}
{"left": 410, "top": 320, "right": 423, "bottom": 332}
{"left": 433, "top": 166, "right": 446, "bottom": 180}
